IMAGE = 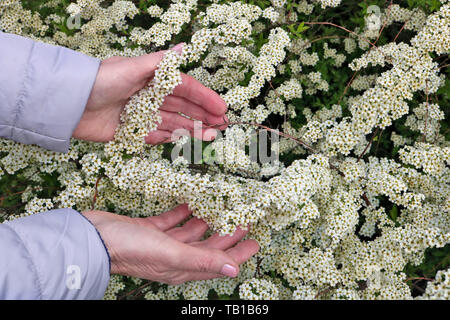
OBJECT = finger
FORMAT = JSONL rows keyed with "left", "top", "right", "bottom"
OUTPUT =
{"left": 130, "top": 51, "right": 167, "bottom": 79}
{"left": 180, "top": 246, "right": 240, "bottom": 278}
{"left": 158, "top": 110, "right": 195, "bottom": 131}
{"left": 146, "top": 204, "right": 192, "bottom": 231}
{"left": 159, "top": 111, "right": 219, "bottom": 141}
{"left": 166, "top": 217, "right": 209, "bottom": 243}
{"left": 161, "top": 96, "right": 228, "bottom": 129}
{"left": 226, "top": 239, "right": 260, "bottom": 265}
{"left": 173, "top": 73, "right": 228, "bottom": 116}
{"left": 182, "top": 240, "right": 260, "bottom": 282}
{"left": 144, "top": 130, "right": 174, "bottom": 144}
{"left": 130, "top": 43, "right": 183, "bottom": 79}
{"left": 192, "top": 226, "right": 250, "bottom": 250}
{"left": 182, "top": 271, "right": 225, "bottom": 282}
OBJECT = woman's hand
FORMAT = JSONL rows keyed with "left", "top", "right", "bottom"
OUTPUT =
{"left": 73, "top": 44, "right": 228, "bottom": 145}
{"left": 75, "top": 46, "right": 253, "bottom": 284}
{"left": 82, "top": 204, "right": 259, "bottom": 284}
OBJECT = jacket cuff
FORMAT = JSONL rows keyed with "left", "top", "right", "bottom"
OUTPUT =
{"left": 0, "top": 32, "right": 100, "bottom": 153}
{"left": 4, "top": 208, "right": 110, "bottom": 300}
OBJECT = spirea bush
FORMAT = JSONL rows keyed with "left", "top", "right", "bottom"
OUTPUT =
{"left": 1, "top": 0, "right": 449, "bottom": 300}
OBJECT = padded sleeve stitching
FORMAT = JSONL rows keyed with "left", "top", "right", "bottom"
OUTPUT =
{"left": 11, "top": 40, "right": 35, "bottom": 138}
{"left": 0, "top": 124, "right": 66, "bottom": 142}
{"left": 2, "top": 223, "right": 44, "bottom": 300}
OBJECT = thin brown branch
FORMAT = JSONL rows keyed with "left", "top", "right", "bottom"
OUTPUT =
{"left": 302, "top": 21, "right": 392, "bottom": 65}
{"left": 393, "top": 21, "right": 408, "bottom": 42}
{"left": 375, "top": 129, "right": 383, "bottom": 156}
{"left": 338, "top": 2, "right": 393, "bottom": 106}
{"left": 207, "top": 120, "right": 315, "bottom": 152}
{"left": 315, "top": 286, "right": 335, "bottom": 299}
{"left": 91, "top": 176, "right": 103, "bottom": 211}
{"left": 268, "top": 81, "right": 281, "bottom": 101}
{"left": 302, "top": 35, "right": 349, "bottom": 52}
{"left": 0, "top": 186, "right": 58, "bottom": 203}
{"left": 404, "top": 277, "right": 433, "bottom": 282}
{"left": 412, "top": 283, "right": 425, "bottom": 293}
{"left": 374, "top": 0, "right": 393, "bottom": 45}
{"left": 361, "top": 193, "right": 371, "bottom": 207}
{"left": 206, "top": 119, "right": 371, "bottom": 205}
{"left": 118, "top": 281, "right": 153, "bottom": 300}
{"left": 268, "top": 81, "right": 288, "bottom": 124}
{"left": 357, "top": 127, "right": 380, "bottom": 162}
{"left": 422, "top": 80, "right": 429, "bottom": 143}
{"left": 255, "top": 256, "right": 263, "bottom": 278}
{"left": 304, "top": 22, "right": 376, "bottom": 47}
{"left": 338, "top": 70, "right": 359, "bottom": 105}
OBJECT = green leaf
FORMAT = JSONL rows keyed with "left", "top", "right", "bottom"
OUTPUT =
{"left": 296, "top": 22, "right": 309, "bottom": 33}
{"left": 389, "top": 205, "right": 398, "bottom": 221}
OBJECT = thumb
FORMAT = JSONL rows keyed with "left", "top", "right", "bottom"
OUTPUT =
{"left": 131, "top": 43, "right": 184, "bottom": 79}
{"left": 182, "top": 246, "right": 239, "bottom": 278}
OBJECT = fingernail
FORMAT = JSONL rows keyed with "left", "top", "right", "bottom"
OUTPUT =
{"left": 204, "top": 129, "right": 217, "bottom": 141}
{"left": 171, "top": 42, "right": 185, "bottom": 55}
{"left": 221, "top": 264, "right": 238, "bottom": 278}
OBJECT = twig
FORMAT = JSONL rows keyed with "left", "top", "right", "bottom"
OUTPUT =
{"left": 404, "top": 277, "right": 433, "bottom": 282}
{"left": 422, "top": 79, "right": 429, "bottom": 143}
{"left": 213, "top": 123, "right": 370, "bottom": 200}
{"left": 374, "top": 0, "right": 393, "bottom": 45}
{"left": 0, "top": 186, "right": 57, "bottom": 203}
{"left": 206, "top": 119, "right": 372, "bottom": 206}
{"left": 393, "top": 21, "right": 408, "bottom": 42}
{"left": 315, "top": 286, "right": 334, "bottom": 299}
{"left": 268, "top": 81, "right": 287, "bottom": 124}
{"left": 338, "top": 2, "right": 393, "bottom": 105}
{"left": 255, "top": 257, "right": 263, "bottom": 278}
{"left": 207, "top": 120, "right": 315, "bottom": 152}
{"left": 338, "top": 70, "right": 359, "bottom": 105}
{"left": 302, "top": 21, "right": 392, "bottom": 64}
{"left": 361, "top": 193, "right": 371, "bottom": 207}
{"left": 304, "top": 21, "right": 376, "bottom": 47}
{"left": 118, "top": 281, "right": 153, "bottom": 300}
{"left": 411, "top": 282, "right": 425, "bottom": 293}
{"left": 91, "top": 176, "right": 102, "bottom": 210}
{"left": 375, "top": 129, "right": 383, "bottom": 156}
{"left": 301, "top": 35, "right": 349, "bottom": 53}
{"left": 357, "top": 127, "right": 380, "bottom": 162}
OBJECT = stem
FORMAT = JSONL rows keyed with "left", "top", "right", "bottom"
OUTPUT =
{"left": 207, "top": 120, "right": 315, "bottom": 152}
{"left": 338, "top": 70, "right": 359, "bottom": 105}
{"left": 393, "top": 21, "right": 408, "bottom": 42}
{"left": 0, "top": 186, "right": 57, "bottom": 203}
{"left": 118, "top": 281, "right": 152, "bottom": 300}
{"left": 422, "top": 79, "right": 429, "bottom": 143}
{"left": 404, "top": 277, "right": 433, "bottom": 282}
{"left": 91, "top": 176, "right": 103, "bottom": 211}
{"left": 205, "top": 120, "right": 372, "bottom": 206}
{"left": 357, "top": 127, "right": 380, "bottom": 162}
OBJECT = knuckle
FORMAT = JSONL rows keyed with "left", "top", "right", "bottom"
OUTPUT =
{"left": 196, "top": 255, "right": 216, "bottom": 273}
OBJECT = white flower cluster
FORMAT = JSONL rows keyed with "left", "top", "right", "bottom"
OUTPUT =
{"left": 108, "top": 50, "right": 183, "bottom": 154}
{"left": 239, "top": 278, "right": 279, "bottom": 300}
{"left": 399, "top": 143, "right": 450, "bottom": 177}
{"left": 323, "top": 42, "right": 346, "bottom": 67}
{"left": 131, "top": 0, "right": 197, "bottom": 47}
{"left": 420, "top": 268, "right": 450, "bottom": 300}
{"left": 1, "top": 0, "right": 449, "bottom": 300}
{"left": 315, "top": 0, "right": 342, "bottom": 9}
